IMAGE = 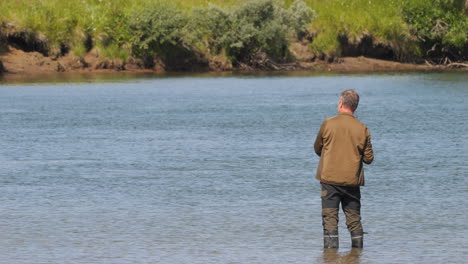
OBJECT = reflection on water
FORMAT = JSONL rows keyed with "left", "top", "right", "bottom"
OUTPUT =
{"left": 320, "top": 249, "right": 362, "bottom": 264}
{"left": 0, "top": 70, "right": 357, "bottom": 84}
{"left": 0, "top": 72, "right": 159, "bottom": 84}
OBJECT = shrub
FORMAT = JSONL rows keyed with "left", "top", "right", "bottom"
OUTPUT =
{"left": 191, "top": 0, "right": 315, "bottom": 63}
{"left": 286, "top": 0, "right": 317, "bottom": 40}
{"left": 190, "top": 5, "right": 231, "bottom": 54}
{"left": 226, "top": 0, "right": 289, "bottom": 60}
{"left": 128, "top": 1, "right": 189, "bottom": 60}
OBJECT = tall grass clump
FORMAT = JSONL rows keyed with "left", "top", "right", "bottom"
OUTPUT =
{"left": 0, "top": 0, "right": 86, "bottom": 56}
{"left": 87, "top": 0, "right": 135, "bottom": 60}
{"left": 0, "top": 0, "right": 131, "bottom": 58}
{"left": 308, "top": 0, "right": 415, "bottom": 59}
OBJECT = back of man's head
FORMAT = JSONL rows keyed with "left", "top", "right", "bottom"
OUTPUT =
{"left": 340, "top": 89, "right": 360, "bottom": 112}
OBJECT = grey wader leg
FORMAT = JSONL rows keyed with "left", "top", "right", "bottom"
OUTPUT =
{"left": 323, "top": 229, "right": 339, "bottom": 248}
{"left": 351, "top": 231, "right": 363, "bottom": 248}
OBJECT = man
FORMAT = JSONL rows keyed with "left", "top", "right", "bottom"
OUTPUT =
{"left": 314, "top": 89, "right": 374, "bottom": 249}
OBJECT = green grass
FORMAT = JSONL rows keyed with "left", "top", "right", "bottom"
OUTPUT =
{"left": 0, "top": 0, "right": 246, "bottom": 58}
{"left": 307, "top": 0, "right": 414, "bottom": 57}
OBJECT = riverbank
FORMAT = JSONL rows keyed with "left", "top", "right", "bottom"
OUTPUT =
{"left": 1, "top": 45, "right": 466, "bottom": 77}
{"left": 1, "top": 0, "right": 467, "bottom": 77}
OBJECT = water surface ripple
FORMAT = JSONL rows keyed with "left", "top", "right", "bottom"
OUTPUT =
{"left": 0, "top": 73, "right": 466, "bottom": 263}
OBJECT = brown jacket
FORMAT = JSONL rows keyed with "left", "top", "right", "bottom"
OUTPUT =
{"left": 314, "top": 112, "right": 374, "bottom": 186}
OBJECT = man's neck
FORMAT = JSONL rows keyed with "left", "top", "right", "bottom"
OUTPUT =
{"left": 339, "top": 110, "right": 354, "bottom": 114}
{"left": 338, "top": 106, "right": 354, "bottom": 115}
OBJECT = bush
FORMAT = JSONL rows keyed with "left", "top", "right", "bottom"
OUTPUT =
{"left": 128, "top": 1, "right": 209, "bottom": 70}
{"left": 190, "top": 5, "right": 231, "bottom": 54}
{"left": 129, "top": 1, "right": 189, "bottom": 59}
{"left": 191, "top": 0, "right": 315, "bottom": 63}
{"left": 227, "top": 0, "right": 289, "bottom": 60}
{"left": 286, "top": 0, "right": 317, "bottom": 40}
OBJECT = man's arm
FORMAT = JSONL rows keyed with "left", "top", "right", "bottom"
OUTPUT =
{"left": 363, "top": 127, "right": 374, "bottom": 164}
{"left": 314, "top": 121, "right": 326, "bottom": 156}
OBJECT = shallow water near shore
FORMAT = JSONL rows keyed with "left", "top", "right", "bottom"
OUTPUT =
{"left": 0, "top": 72, "right": 466, "bottom": 263}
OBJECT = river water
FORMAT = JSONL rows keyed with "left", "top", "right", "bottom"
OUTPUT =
{"left": 0, "top": 72, "right": 466, "bottom": 263}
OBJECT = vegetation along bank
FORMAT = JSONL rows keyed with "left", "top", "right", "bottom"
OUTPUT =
{"left": 0, "top": 0, "right": 467, "bottom": 74}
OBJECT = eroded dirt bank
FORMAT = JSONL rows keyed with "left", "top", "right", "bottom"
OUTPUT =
{"left": 0, "top": 44, "right": 467, "bottom": 76}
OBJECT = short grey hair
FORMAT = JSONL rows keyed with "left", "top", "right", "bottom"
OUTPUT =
{"left": 340, "top": 89, "right": 359, "bottom": 112}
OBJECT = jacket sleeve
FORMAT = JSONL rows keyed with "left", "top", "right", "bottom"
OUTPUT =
{"left": 314, "top": 121, "right": 326, "bottom": 157}
{"left": 363, "top": 127, "right": 374, "bottom": 164}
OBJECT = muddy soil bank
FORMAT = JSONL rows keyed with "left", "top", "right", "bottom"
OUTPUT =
{"left": 0, "top": 44, "right": 467, "bottom": 76}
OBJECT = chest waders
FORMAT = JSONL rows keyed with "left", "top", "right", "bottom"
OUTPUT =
{"left": 321, "top": 183, "right": 364, "bottom": 248}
